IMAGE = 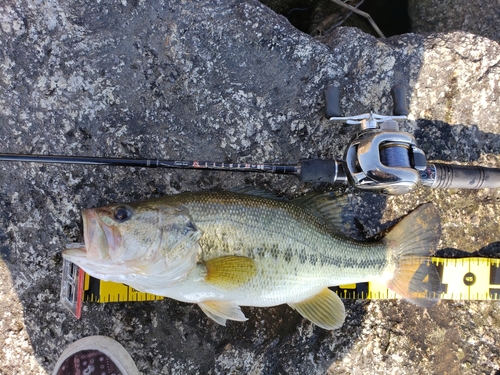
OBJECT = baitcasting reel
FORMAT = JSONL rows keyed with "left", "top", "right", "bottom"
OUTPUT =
{"left": 320, "top": 84, "right": 500, "bottom": 194}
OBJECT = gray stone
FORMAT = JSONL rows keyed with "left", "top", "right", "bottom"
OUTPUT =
{"left": 408, "top": 0, "right": 500, "bottom": 43}
{"left": 0, "top": 0, "right": 499, "bottom": 374}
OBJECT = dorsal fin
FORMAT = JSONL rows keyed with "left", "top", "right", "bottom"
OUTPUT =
{"left": 233, "top": 188, "right": 356, "bottom": 235}
{"left": 292, "top": 192, "right": 355, "bottom": 234}
{"left": 230, "top": 187, "right": 284, "bottom": 200}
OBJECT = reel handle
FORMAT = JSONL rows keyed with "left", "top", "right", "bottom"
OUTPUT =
{"left": 325, "top": 84, "right": 409, "bottom": 118}
{"left": 390, "top": 84, "right": 409, "bottom": 116}
{"left": 324, "top": 86, "right": 342, "bottom": 118}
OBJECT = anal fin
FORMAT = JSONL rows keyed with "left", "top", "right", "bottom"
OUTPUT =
{"left": 289, "top": 288, "right": 345, "bottom": 330}
{"left": 198, "top": 300, "right": 247, "bottom": 326}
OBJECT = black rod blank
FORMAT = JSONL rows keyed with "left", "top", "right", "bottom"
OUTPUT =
{"left": 0, "top": 153, "right": 299, "bottom": 175}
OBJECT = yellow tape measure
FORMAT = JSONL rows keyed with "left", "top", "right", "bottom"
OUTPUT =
{"left": 83, "top": 273, "right": 164, "bottom": 303}
{"left": 61, "top": 257, "right": 500, "bottom": 318}
{"left": 333, "top": 257, "right": 500, "bottom": 301}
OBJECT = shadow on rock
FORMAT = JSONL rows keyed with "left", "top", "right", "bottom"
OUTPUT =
{"left": 415, "top": 120, "right": 500, "bottom": 163}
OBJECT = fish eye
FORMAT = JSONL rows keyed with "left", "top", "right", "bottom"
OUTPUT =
{"left": 113, "top": 206, "right": 132, "bottom": 222}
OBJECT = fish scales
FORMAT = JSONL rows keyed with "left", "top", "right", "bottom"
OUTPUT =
{"left": 63, "top": 190, "right": 441, "bottom": 329}
{"left": 128, "top": 192, "right": 392, "bottom": 305}
{"left": 174, "top": 191, "right": 389, "bottom": 288}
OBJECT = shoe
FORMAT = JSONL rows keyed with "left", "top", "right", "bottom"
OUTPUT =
{"left": 53, "top": 335, "right": 140, "bottom": 375}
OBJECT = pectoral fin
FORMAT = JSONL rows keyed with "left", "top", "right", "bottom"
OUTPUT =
{"left": 204, "top": 256, "right": 257, "bottom": 289}
{"left": 198, "top": 300, "right": 247, "bottom": 326}
{"left": 288, "top": 288, "right": 345, "bottom": 330}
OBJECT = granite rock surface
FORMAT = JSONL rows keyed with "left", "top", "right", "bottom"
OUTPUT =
{"left": 0, "top": 1, "right": 499, "bottom": 374}
{"left": 408, "top": 0, "right": 500, "bottom": 43}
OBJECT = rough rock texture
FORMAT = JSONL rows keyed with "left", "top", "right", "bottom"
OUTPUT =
{"left": 408, "top": 0, "right": 500, "bottom": 43}
{"left": 0, "top": 0, "right": 499, "bottom": 374}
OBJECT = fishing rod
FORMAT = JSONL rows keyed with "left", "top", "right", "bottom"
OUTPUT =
{"left": 1, "top": 85, "right": 499, "bottom": 195}
{"left": 0, "top": 153, "right": 347, "bottom": 186}
{"left": 0, "top": 153, "right": 301, "bottom": 176}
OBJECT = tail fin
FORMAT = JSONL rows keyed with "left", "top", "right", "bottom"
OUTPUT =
{"left": 382, "top": 203, "right": 442, "bottom": 307}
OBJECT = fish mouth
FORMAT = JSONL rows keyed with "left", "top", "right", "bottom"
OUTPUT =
{"left": 62, "top": 243, "right": 131, "bottom": 279}
{"left": 61, "top": 209, "right": 112, "bottom": 264}
{"left": 62, "top": 242, "right": 87, "bottom": 258}
{"left": 62, "top": 209, "right": 126, "bottom": 278}
{"left": 82, "top": 208, "right": 111, "bottom": 260}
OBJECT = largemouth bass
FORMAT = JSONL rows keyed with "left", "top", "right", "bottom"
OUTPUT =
{"left": 63, "top": 190, "right": 441, "bottom": 330}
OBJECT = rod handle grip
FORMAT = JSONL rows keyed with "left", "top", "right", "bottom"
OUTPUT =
{"left": 430, "top": 163, "right": 500, "bottom": 189}
{"left": 298, "top": 159, "right": 347, "bottom": 184}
